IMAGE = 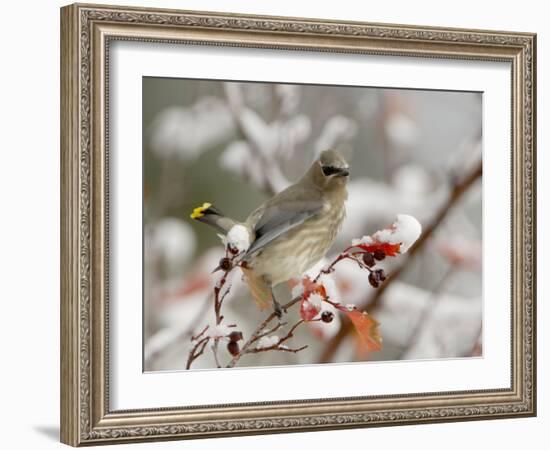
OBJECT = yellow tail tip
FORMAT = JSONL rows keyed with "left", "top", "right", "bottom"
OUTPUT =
{"left": 190, "top": 202, "right": 212, "bottom": 219}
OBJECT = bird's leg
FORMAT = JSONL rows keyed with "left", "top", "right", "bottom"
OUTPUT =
{"left": 270, "top": 287, "right": 283, "bottom": 320}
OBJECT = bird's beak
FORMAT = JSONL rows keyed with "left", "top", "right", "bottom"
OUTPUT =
{"left": 337, "top": 168, "right": 350, "bottom": 177}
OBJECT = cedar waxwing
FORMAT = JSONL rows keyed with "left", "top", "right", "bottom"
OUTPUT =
{"left": 191, "top": 149, "right": 349, "bottom": 317}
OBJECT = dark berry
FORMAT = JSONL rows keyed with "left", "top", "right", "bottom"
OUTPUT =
{"left": 373, "top": 249, "right": 386, "bottom": 261}
{"left": 227, "top": 341, "right": 240, "bottom": 356}
{"left": 321, "top": 311, "right": 334, "bottom": 323}
{"left": 368, "top": 271, "right": 380, "bottom": 288}
{"left": 362, "top": 252, "right": 375, "bottom": 267}
{"left": 228, "top": 331, "right": 243, "bottom": 342}
{"left": 219, "top": 257, "right": 232, "bottom": 271}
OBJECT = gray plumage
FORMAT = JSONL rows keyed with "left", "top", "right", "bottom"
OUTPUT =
{"left": 192, "top": 149, "right": 349, "bottom": 315}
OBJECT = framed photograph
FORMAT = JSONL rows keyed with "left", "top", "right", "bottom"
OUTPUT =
{"left": 60, "top": 3, "right": 536, "bottom": 446}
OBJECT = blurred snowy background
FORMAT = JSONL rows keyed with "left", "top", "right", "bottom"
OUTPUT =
{"left": 142, "top": 77, "right": 483, "bottom": 371}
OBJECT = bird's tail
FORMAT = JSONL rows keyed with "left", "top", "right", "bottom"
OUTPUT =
{"left": 190, "top": 202, "right": 237, "bottom": 234}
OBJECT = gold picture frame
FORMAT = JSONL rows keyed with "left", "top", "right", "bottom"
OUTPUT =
{"left": 60, "top": 3, "right": 536, "bottom": 446}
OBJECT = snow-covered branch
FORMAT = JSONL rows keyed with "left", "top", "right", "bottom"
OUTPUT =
{"left": 186, "top": 215, "right": 421, "bottom": 369}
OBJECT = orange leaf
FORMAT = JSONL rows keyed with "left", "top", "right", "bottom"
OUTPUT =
{"left": 339, "top": 308, "right": 382, "bottom": 351}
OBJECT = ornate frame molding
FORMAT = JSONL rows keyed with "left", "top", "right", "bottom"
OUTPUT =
{"left": 60, "top": 3, "right": 536, "bottom": 446}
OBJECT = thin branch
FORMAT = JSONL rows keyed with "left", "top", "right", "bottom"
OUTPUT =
{"left": 225, "top": 295, "right": 302, "bottom": 368}
{"left": 250, "top": 321, "right": 287, "bottom": 343}
{"left": 144, "top": 288, "right": 213, "bottom": 367}
{"left": 317, "top": 159, "right": 482, "bottom": 363}
{"left": 185, "top": 336, "right": 210, "bottom": 370}
{"left": 192, "top": 324, "right": 210, "bottom": 341}
{"left": 247, "top": 344, "right": 309, "bottom": 354}
{"left": 245, "top": 320, "right": 311, "bottom": 354}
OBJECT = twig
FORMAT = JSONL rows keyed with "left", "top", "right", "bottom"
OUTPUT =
{"left": 250, "top": 321, "right": 287, "bottom": 343}
{"left": 317, "top": 159, "right": 482, "bottom": 363}
{"left": 185, "top": 249, "right": 237, "bottom": 370}
{"left": 245, "top": 320, "right": 311, "bottom": 354}
{"left": 225, "top": 295, "right": 302, "bottom": 368}
{"left": 185, "top": 336, "right": 210, "bottom": 370}
{"left": 144, "top": 285, "right": 214, "bottom": 367}
{"left": 209, "top": 259, "right": 232, "bottom": 367}
{"left": 192, "top": 324, "right": 210, "bottom": 341}
{"left": 248, "top": 344, "right": 309, "bottom": 354}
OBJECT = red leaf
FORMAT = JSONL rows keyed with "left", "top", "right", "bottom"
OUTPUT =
{"left": 355, "top": 241, "right": 401, "bottom": 257}
{"left": 337, "top": 307, "right": 382, "bottom": 351}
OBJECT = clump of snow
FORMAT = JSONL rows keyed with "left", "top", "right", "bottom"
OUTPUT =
{"left": 352, "top": 214, "right": 422, "bottom": 253}
{"left": 375, "top": 214, "right": 422, "bottom": 253}
{"left": 307, "top": 292, "right": 323, "bottom": 310}
{"left": 318, "top": 274, "right": 338, "bottom": 300}
{"left": 257, "top": 335, "right": 279, "bottom": 349}
{"left": 225, "top": 224, "right": 251, "bottom": 253}
{"left": 351, "top": 235, "right": 374, "bottom": 247}
{"left": 209, "top": 324, "right": 231, "bottom": 339}
{"left": 345, "top": 304, "right": 356, "bottom": 311}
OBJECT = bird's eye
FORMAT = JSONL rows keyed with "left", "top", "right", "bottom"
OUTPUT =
{"left": 322, "top": 166, "right": 340, "bottom": 176}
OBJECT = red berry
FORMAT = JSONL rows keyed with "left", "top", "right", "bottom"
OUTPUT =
{"left": 227, "top": 341, "right": 240, "bottom": 356}
{"left": 368, "top": 271, "right": 380, "bottom": 288}
{"left": 321, "top": 311, "right": 334, "bottom": 323}
{"left": 373, "top": 249, "right": 386, "bottom": 261}
{"left": 228, "top": 331, "right": 243, "bottom": 342}
{"left": 362, "top": 252, "right": 375, "bottom": 267}
{"left": 219, "top": 257, "right": 232, "bottom": 271}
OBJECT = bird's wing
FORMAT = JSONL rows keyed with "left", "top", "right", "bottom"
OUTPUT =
{"left": 245, "top": 188, "right": 323, "bottom": 257}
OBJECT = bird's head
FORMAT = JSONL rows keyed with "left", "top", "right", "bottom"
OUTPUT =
{"left": 307, "top": 149, "right": 350, "bottom": 191}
